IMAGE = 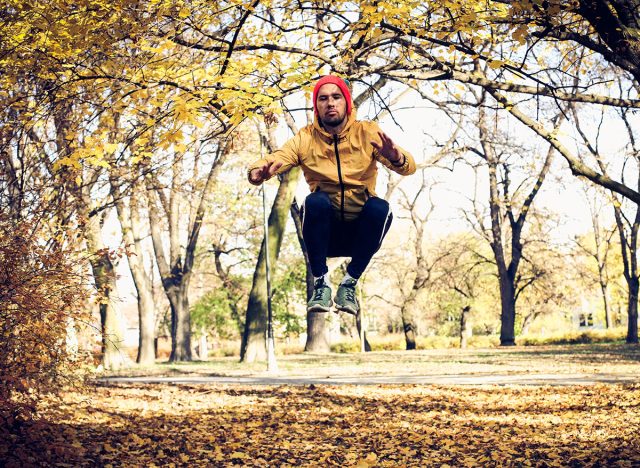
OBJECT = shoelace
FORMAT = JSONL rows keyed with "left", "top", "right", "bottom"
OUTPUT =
{"left": 343, "top": 282, "right": 356, "bottom": 303}
{"left": 312, "top": 282, "right": 326, "bottom": 301}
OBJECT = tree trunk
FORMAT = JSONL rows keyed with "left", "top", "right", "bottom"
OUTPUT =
{"left": 305, "top": 310, "right": 331, "bottom": 352}
{"left": 611, "top": 198, "right": 640, "bottom": 343}
{"left": 113, "top": 181, "right": 156, "bottom": 365}
{"left": 499, "top": 276, "right": 517, "bottom": 346}
{"left": 99, "top": 297, "right": 128, "bottom": 370}
{"left": 600, "top": 279, "right": 612, "bottom": 329}
{"left": 136, "top": 278, "right": 156, "bottom": 364}
{"left": 85, "top": 217, "right": 129, "bottom": 370}
{"left": 355, "top": 311, "right": 371, "bottom": 352}
{"left": 303, "top": 248, "right": 330, "bottom": 353}
{"left": 168, "top": 286, "right": 192, "bottom": 361}
{"left": 291, "top": 199, "right": 331, "bottom": 353}
{"left": 198, "top": 330, "right": 208, "bottom": 360}
{"left": 400, "top": 299, "right": 418, "bottom": 350}
{"left": 240, "top": 168, "right": 300, "bottom": 362}
{"left": 241, "top": 270, "right": 269, "bottom": 362}
{"left": 460, "top": 305, "right": 471, "bottom": 349}
{"left": 127, "top": 184, "right": 156, "bottom": 365}
{"left": 627, "top": 277, "right": 639, "bottom": 344}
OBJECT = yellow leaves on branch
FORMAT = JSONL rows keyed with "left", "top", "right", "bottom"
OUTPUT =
{"left": 158, "top": 128, "right": 184, "bottom": 151}
{"left": 512, "top": 24, "right": 530, "bottom": 45}
{"left": 4, "top": 0, "right": 341, "bottom": 174}
{"left": 54, "top": 141, "right": 118, "bottom": 173}
{"left": 7, "top": 0, "right": 573, "bottom": 181}
{"left": 487, "top": 59, "right": 505, "bottom": 69}
{"left": 172, "top": 98, "right": 204, "bottom": 129}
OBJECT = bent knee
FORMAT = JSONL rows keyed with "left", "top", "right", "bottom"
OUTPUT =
{"left": 304, "top": 191, "right": 332, "bottom": 213}
{"left": 362, "top": 197, "right": 390, "bottom": 218}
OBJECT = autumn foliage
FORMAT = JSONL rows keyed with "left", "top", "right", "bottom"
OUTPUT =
{"left": 0, "top": 214, "right": 90, "bottom": 426}
{"left": 4, "top": 382, "right": 640, "bottom": 466}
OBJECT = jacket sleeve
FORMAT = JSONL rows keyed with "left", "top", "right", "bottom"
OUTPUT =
{"left": 247, "top": 131, "right": 303, "bottom": 183}
{"left": 367, "top": 121, "right": 417, "bottom": 176}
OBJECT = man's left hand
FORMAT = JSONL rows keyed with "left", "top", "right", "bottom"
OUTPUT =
{"left": 372, "top": 131, "right": 401, "bottom": 163}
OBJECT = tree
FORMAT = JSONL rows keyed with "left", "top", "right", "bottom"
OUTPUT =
{"left": 454, "top": 84, "right": 562, "bottom": 345}
{"left": 434, "top": 234, "right": 492, "bottom": 347}
{"left": 145, "top": 135, "right": 231, "bottom": 362}
{"left": 568, "top": 100, "right": 640, "bottom": 341}
{"left": 0, "top": 0, "right": 267, "bottom": 368}
{"left": 110, "top": 170, "right": 157, "bottom": 365}
{"left": 573, "top": 187, "right": 618, "bottom": 329}
{"left": 483, "top": 109, "right": 558, "bottom": 345}
{"left": 347, "top": 1, "right": 640, "bottom": 207}
{"left": 240, "top": 157, "right": 301, "bottom": 362}
{"left": 393, "top": 173, "right": 441, "bottom": 349}
{"left": 602, "top": 121, "right": 639, "bottom": 342}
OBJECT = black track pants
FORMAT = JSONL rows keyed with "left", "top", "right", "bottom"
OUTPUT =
{"left": 301, "top": 191, "right": 393, "bottom": 279}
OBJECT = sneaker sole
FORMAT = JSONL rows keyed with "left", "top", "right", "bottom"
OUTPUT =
{"left": 334, "top": 302, "right": 359, "bottom": 315}
{"left": 307, "top": 303, "right": 332, "bottom": 313}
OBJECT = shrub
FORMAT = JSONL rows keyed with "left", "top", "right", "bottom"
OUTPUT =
{"left": 306, "top": 328, "right": 624, "bottom": 354}
{"left": 330, "top": 334, "right": 499, "bottom": 353}
{"left": 331, "top": 340, "right": 362, "bottom": 353}
{"left": 0, "top": 215, "right": 90, "bottom": 424}
{"left": 207, "top": 340, "right": 241, "bottom": 358}
{"left": 518, "top": 328, "right": 626, "bottom": 346}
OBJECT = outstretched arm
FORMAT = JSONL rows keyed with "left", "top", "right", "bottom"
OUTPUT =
{"left": 247, "top": 130, "right": 304, "bottom": 185}
{"left": 248, "top": 160, "right": 284, "bottom": 185}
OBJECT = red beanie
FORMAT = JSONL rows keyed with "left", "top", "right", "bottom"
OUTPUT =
{"left": 313, "top": 75, "right": 353, "bottom": 116}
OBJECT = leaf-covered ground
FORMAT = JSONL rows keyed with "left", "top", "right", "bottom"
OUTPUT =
{"left": 4, "top": 382, "right": 640, "bottom": 467}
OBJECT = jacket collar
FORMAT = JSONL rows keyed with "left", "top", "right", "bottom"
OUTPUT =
{"left": 312, "top": 110, "right": 356, "bottom": 142}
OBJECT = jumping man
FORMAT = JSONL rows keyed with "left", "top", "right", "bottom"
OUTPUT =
{"left": 248, "top": 75, "right": 416, "bottom": 314}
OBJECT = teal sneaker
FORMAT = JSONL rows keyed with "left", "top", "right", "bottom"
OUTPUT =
{"left": 307, "top": 279, "right": 333, "bottom": 312}
{"left": 334, "top": 278, "right": 359, "bottom": 315}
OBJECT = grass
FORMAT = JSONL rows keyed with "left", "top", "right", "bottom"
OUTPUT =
{"left": 101, "top": 341, "right": 640, "bottom": 381}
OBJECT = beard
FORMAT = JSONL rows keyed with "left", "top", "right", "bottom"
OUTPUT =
{"left": 320, "top": 112, "right": 346, "bottom": 128}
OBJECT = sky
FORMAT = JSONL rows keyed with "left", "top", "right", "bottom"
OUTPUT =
{"left": 370, "top": 87, "right": 635, "bottom": 242}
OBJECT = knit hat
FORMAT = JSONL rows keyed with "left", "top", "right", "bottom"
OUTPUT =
{"left": 312, "top": 75, "right": 353, "bottom": 116}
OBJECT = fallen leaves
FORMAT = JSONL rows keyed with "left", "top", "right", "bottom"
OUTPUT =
{"left": 2, "top": 383, "right": 640, "bottom": 466}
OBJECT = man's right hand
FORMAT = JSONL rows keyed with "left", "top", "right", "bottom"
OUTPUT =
{"left": 248, "top": 160, "right": 283, "bottom": 185}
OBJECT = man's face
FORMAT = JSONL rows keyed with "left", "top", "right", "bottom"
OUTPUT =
{"left": 316, "top": 83, "right": 347, "bottom": 127}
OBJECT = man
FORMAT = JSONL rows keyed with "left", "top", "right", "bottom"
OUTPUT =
{"left": 248, "top": 75, "right": 416, "bottom": 315}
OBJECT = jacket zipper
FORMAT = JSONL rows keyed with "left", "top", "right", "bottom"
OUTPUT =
{"left": 333, "top": 134, "right": 345, "bottom": 223}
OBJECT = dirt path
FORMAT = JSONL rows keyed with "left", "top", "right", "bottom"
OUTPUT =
{"left": 99, "top": 372, "right": 639, "bottom": 386}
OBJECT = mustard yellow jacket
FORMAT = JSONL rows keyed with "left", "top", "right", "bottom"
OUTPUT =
{"left": 249, "top": 112, "right": 416, "bottom": 221}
